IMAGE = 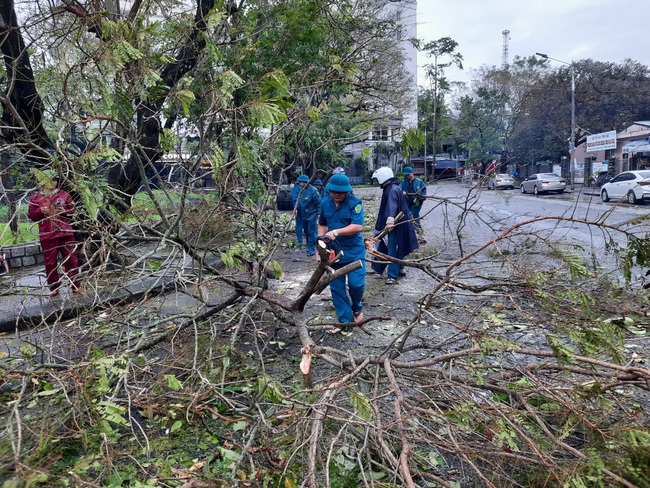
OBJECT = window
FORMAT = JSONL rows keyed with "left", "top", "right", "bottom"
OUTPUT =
{"left": 373, "top": 127, "right": 389, "bottom": 141}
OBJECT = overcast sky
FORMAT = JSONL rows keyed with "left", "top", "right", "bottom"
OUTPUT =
{"left": 416, "top": 0, "right": 649, "bottom": 86}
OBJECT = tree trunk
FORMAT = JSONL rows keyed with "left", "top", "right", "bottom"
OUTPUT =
{"left": 0, "top": 0, "right": 55, "bottom": 166}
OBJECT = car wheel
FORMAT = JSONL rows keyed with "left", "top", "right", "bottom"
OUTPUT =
{"left": 533, "top": 185, "right": 539, "bottom": 195}
{"left": 627, "top": 191, "right": 637, "bottom": 204}
{"left": 601, "top": 189, "right": 610, "bottom": 202}
{"left": 520, "top": 185, "right": 526, "bottom": 194}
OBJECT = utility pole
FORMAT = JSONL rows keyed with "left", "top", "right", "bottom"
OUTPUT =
{"left": 423, "top": 127, "right": 427, "bottom": 176}
{"left": 536, "top": 52, "right": 576, "bottom": 191}
{"left": 431, "top": 56, "right": 438, "bottom": 182}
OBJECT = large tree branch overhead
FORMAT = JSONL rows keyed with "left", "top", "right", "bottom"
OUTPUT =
{"left": 0, "top": 0, "right": 222, "bottom": 206}
{"left": 0, "top": 0, "right": 55, "bottom": 165}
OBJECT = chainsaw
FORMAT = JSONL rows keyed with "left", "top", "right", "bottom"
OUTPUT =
{"left": 316, "top": 234, "right": 336, "bottom": 261}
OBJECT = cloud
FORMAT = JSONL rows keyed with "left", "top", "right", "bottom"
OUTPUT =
{"left": 416, "top": 0, "right": 649, "bottom": 85}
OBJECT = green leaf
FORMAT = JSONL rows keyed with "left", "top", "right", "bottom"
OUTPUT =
{"left": 218, "top": 447, "right": 240, "bottom": 461}
{"left": 232, "top": 421, "right": 246, "bottom": 431}
{"left": 217, "top": 70, "right": 244, "bottom": 102}
{"left": 165, "top": 374, "right": 182, "bottom": 391}
{"left": 96, "top": 401, "right": 129, "bottom": 427}
{"left": 170, "top": 420, "right": 183, "bottom": 433}
{"left": 115, "top": 40, "right": 143, "bottom": 61}
{"left": 350, "top": 389, "right": 373, "bottom": 420}
{"left": 284, "top": 477, "right": 298, "bottom": 488}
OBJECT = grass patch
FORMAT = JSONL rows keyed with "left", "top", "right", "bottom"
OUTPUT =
{"left": 0, "top": 223, "right": 39, "bottom": 245}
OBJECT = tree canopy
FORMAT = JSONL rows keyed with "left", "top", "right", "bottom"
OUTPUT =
{"left": 0, "top": 0, "right": 415, "bottom": 210}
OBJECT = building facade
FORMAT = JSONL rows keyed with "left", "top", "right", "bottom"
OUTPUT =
{"left": 575, "top": 122, "right": 650, "bottom": 179}
{"left": 343, "top": 0, "right": 418, "bottom": 181}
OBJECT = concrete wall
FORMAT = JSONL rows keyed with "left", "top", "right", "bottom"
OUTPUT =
{"left": 1, "top": 242, "right": 43, "bottom": 269}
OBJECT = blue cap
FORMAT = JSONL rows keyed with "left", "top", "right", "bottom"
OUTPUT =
{"left": 297, "top": 174, "right": 310, "bottom": 183}
{"left": 403, "top": 166, "right": 413, "bottom": 175}
{"left": 313, "top": 179, "right": 323, "bottom": 186}
{"left": 326, "top": 174, "right": 352, "bottom": 193}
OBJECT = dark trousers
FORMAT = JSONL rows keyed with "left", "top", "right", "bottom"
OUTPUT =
{"left": 41, "top": 236, "right": 80, "bottom": 292}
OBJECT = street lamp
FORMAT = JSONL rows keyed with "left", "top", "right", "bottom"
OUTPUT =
{"left": 536, "top": 52, "right": 576, "bottom": 191}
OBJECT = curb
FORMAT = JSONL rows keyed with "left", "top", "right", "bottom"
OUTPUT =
{"left": 1, "top": 241, "right": 44, "bottom": 269}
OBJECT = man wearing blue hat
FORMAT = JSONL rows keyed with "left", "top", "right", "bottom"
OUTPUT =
{"left": 313, "top": 179, "right": 327, "bottom": 199}
{"left": 318, "top": 174, "right": 365, "bottom": 331}
{"left": 291, "top": 179, "right": 305, "bottom": 247}
{"left": 400, "top": 166, "right": 427, "bottom": 242}
{"left": 295, "top": 175, "right": 321, "bottom": 256}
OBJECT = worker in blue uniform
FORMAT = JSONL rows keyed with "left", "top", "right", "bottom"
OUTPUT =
{"left": 313, "top": 179, "right": 327, "bottom": 199}
{"left": 372, "top": 166, "right": 418, "bottom": 284}
{"left": 295, "top": 175, "right": 321, "bottom": 256}
{"left": 318, "top": 174, "right": 366, "bottom": 331}
{"left": 399, "top": 166, "right": 427, "bottom": 240}
{"left": 291, "top": 180, "right": 305, "bottom": 246}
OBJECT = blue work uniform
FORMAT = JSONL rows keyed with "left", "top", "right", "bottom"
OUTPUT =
{"left": 291, "top": 184, "right": 304, "bottom": 245}
{"left": 297, "top": 184, "right": 321, "bottom": 254}
{"left": 318, "top": 193, "right": 366, "bottom": 323}
{"left": 373, "top": 178, "right": 418, "bottom": 280}
{"left": 400, "top": 176, "right": 427, "bottom": 233}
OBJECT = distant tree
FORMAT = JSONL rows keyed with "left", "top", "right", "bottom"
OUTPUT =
{"left": 469, "top": 56, "right": 547, "bottom": 164}
{"left": 420, "top": 37, "right": 463, "bottom": 163}
{"left": 510, "top": 58, "right": 650, "bottom": 164}
{"left": 456, "top": 87, "right": 508, "bottom": 164}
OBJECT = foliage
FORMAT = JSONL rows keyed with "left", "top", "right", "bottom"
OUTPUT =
{"left": 420, "top": 36, "right": 464, "bottom": 157}
{"left": 0, "top": 223, "right": 39, "bottom": 245}
{"left": 456, "top": 87, "right": 509, "bottom": 162}
{"left": 2, "top": 2, "right": 650, "bottom": 488}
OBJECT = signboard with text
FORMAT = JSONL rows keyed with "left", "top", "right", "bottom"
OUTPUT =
{"left": 586, "top": 130, "right": 617, "bottom": 153}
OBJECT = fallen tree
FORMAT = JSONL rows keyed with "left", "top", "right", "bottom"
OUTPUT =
{"left": 1, "top": 185, "right": 650, "bottom": 487}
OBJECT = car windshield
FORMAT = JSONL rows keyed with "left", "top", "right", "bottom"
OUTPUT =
{"left": 637, "top": 171, "right": 650, "bottom": 179}
{"left": 539, "top": 173, "right": 561, "bottom": 179}
{"left": 495, "top": 174, "right": 510, "bottom": 178}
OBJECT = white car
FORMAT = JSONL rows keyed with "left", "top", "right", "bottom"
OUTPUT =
{"left": 487, "top": 173, "right": 515, "bottom": 190}
{"left": 600, "top": 170, "right": 650, "bottom": 204}
{"left": 520, "top": 173, "right": 566, "bottom": 195}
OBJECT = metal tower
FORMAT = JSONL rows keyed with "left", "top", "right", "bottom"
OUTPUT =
{"left": 502, "top": 29, "right": 510, "bottom": 69}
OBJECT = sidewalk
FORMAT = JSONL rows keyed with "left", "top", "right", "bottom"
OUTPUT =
{"left": 0, "top": 259, "right": 194, "bottom": 334}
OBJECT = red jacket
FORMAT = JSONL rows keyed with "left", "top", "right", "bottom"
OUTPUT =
{"left": 28, "top": 189, "right": 76, "bottom": 242}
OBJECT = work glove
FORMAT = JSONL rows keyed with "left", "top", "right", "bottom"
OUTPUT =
{"left": 385, "top": 216, "right": 395, "bottom": 232}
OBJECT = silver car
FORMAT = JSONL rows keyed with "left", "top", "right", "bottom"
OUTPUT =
{"left": 520, "top": 173, "right": 567, "bottom": 195}
{"left": 600, "top": 170, "right": 650, "bottom": 204}
{"left": 487, "top": 173, "right": 515, "bottom": 190}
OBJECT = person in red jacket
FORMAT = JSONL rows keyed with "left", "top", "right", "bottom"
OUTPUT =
{"left": 27, "top": 170, "right": 83, "bottom": 298}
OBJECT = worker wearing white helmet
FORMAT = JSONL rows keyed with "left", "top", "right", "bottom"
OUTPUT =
{"left": 370, "top": 166, "right": 418, "bottom": 284}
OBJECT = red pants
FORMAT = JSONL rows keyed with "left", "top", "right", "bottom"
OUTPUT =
{"left": 41, "top": 236, "right": 80, "bottom": 292}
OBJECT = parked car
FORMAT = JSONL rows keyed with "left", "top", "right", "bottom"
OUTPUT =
{"left": 600, "top": 170, "right": 650, "bottom": 204}
{"left": 520, "top": 173, "right": 567, "bottom": 195}
{"left": 588, "top": 170, "right": 612, "bottom": 188}
{"left": 276, "top": 184, "right": 293, "bottom": 210}
{"left": 486, "top": 173, "right": 515, "bottom": 190}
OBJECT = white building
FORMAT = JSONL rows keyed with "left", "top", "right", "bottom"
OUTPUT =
{"left": 344, "top": 0, "right": 418, "bottom": 180}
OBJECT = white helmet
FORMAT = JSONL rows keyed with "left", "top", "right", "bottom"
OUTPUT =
{"left": 372, "top": 166, "right": 394, "bottom": 184}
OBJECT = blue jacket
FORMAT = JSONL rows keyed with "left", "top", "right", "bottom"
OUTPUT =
{"left": 291, "top": 184, "right": 302, "bottom": 209}
{"left": 296, "top": 184, "right": 321, "bottom": 221}
{"left": 400, "top": 176, "right": 427, "bottom": 206}
{"left": 375, "top": 178, "right": 418, "bottom": 259}
{"left": 319, "top": 194, "right": 365, "bottom": 263}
